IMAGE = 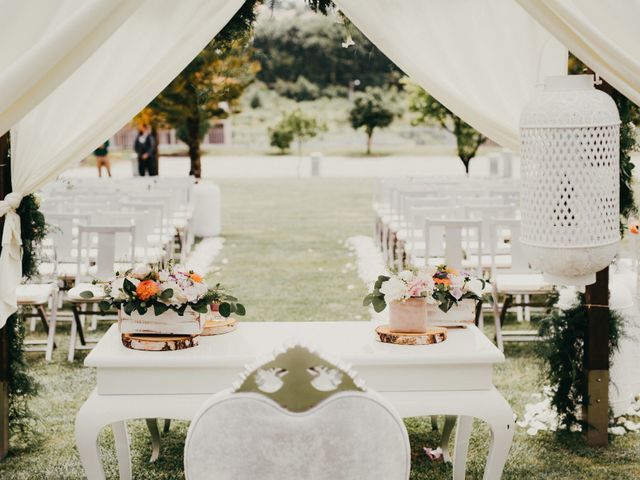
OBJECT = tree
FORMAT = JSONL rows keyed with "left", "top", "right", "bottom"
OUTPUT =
{"left": 349, "top": 87, "right": 395, "bottom": 155}
{"left": 269, "top": 109, "right": 324, "bottom": 156}
{"left": 149, "top": 35, "right": 259, "bottom": 178}
{"left": 407, "top": 83, "right": 486, "bottom": 174}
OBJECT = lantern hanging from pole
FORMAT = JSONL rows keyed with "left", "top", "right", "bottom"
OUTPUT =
{"left": 520, "top": 75, "right": 620, "bottom": 286}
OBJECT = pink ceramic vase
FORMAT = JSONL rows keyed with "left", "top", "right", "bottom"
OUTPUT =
{"left": 388, "top": 297, "right": 429, "bottom": 333}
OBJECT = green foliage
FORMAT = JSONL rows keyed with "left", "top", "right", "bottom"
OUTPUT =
{"left": 273, "top": 75, "right": 321, "bottom": 101}
{"left": 349, "top": 87, "right": 396, "bottom": 154}
{"left": 407, "top": 82, "right": 486, "bottom": 173}
{"left": 6, "top": 313, "right": 39, "bottom": 436}
{"left": 362, "top": 274, "right": 391, "bottom": 313}
{"left": 253, "top": 10, "right": 400, "bottom": 91}
{"left": 269, "top": 109, "right": 324, "bottom": 154}
{"left": 150, "top": 19, "right": 259, "bottom": 177}
{"left": 16, "top": 195, "right": 47, "bottom": 279}
{"left": 537, "top": 291, "right": 623, "bottom": 431}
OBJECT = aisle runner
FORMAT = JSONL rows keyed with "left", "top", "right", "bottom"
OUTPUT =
{"left": 185, "top": 237, "right": 225, "bottom": 275}
{"left": 346, "top": 236, "right": 389, "bottom": 323}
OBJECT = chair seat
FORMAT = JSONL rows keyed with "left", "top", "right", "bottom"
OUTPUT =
{"left": 494, "top": 273, "right": 552, "bottom": 293}
{"left": 16, "top": 284, "right": 53, "bottom": 305}
{"left": 67, "top": 283, "right": 107, "bottom": 301}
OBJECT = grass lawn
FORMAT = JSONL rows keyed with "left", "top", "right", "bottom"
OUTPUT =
{"left": 0, "top": 178, "right": 639, "bottom": 479}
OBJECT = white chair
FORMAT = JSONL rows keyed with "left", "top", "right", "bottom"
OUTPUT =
{"left": 67, "top": 224, "right": 135, "bottom": 361}
{"left": 17, "top": 283, "right": 59, "bottom": 362}
{"left": 184, "top": 345, "right": 410, "bottom": 480}
{"left": 489, "top": 218, "right": 553, "bottom": 351}
{"left": 417, "top": 219, "right": 483, "bottom": 276}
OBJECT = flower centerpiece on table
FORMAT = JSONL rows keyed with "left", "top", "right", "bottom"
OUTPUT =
{"left": 82, "top": 264, "right": 245, "bottom": 335}
{"left": 363, "top": 266, "right": 486, "bottom": 332}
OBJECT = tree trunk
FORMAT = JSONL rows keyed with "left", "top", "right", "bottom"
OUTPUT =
{"left": 0, "top": 131, "right": 11, "bottom": 459}
{"left": 366, "top": 131, "right": 373, "bottom": 155}
{"left": 186, "top": 118, "right": 201, "bottom": 179}
{"left": 461, "top": 157, "right": 470, "bottom": 175}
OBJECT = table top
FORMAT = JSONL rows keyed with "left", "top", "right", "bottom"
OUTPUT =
{"left": 86, "top": 321, "right": 504, "bottom": 369}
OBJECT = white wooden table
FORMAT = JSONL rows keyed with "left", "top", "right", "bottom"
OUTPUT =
{"left": 76, "top": 322, "right": 514, "bottom": 480}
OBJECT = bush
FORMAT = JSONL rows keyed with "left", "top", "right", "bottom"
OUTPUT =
{"left": 274, "top": 75, "right": 321, "bottom": 102}
{"left": 321, "top": 84, "right": 349, "bottom": 99}
{"left": 269, "top": 124, "right": 295, "bottom": 153}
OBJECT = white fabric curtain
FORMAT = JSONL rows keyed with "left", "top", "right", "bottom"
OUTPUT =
{"left": 516, "top": 0, "right": 640, "bottom": 106}
{"left": 336, "top": 0, "right": 567, "bottom": 151}
{"left": 0, "top": 0, "right": 244, "bottom": 326}
{"left": 0, "top": 0, "right": 145, "bottom": 136}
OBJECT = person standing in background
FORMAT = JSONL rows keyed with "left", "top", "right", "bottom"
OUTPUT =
{"left": 94, "top": 139, "right": 111, "bottom": 177}
{"left": 135, "top": 124, "right": 156, "bottom": 176}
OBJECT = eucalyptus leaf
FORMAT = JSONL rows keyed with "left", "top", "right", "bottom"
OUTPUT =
{"left": 79, "top": 291, "right": 94, "bottom": 299}
{"left": 235, "top": 304, "right": 246, "bottom": 316}
{"left": 153, "top": 302, "right": 169, "bottom": 316}
{"left": 218, "top": 302, "right": 231, "bottom": 317}
{"left": 98, "top": 300, "right": 111, "bottom": 312}
{"left": 160, "top": 288, "right": 173, "bottom": 300}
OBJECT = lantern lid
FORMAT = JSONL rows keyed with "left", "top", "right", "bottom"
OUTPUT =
{"left": 520, "top": 74, "right": 620, "bottom": 128}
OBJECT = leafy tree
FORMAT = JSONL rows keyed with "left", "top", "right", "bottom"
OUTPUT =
{"left": 269, "top": 109, "right": 324, "bottom": 155}
{"left": 149, "top": 36, "right": 259, "bottom": 178}
{"left": 407, "top": 83, "right": 486, "bottom": 174}
{"left": 349, "top": 87, "right": 395, "bottom": 155}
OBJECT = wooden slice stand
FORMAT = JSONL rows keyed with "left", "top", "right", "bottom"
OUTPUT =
{"left": 121, "top": 333, "right": 199, "bottom": 351}
{"left": 202, "top": 317, "right": 238, "bottom": 336}
{"left": 375, "top": 325, "right": 447, "bottom": 346}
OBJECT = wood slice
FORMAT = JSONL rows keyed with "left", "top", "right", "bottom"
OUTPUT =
{"left": 375, "top": 325, "right": 447, "bottom": 346}
{"left": 202, "top": 317, "right": 237, "bottom": 336}
{"left": 121, "top": 333, "right": 199, "bottom": 351}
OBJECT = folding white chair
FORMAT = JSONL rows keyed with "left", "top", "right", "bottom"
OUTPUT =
{"left": 17, "top": 283, "right": 59, "bottom": 362}
{"left": 67, "top": 224, "right": 135, "bottom": 361}
{"left": 489, "top": 218, "right": 553, "bottom": 351}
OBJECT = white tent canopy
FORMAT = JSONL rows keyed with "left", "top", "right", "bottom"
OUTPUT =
{"left": 336, "top": 0, "right": 567, "bottom": 152}
{"left": 517, "top": 0, "right": 640, "bottom": 106}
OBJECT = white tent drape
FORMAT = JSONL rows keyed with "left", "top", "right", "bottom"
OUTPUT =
{"left": 516, "top": 0, "right": 640, "bottom": 106}
{"left": 336, "top": 0, "right": 567, "bottom": 151}
{"left": 0, "top": 0, "right": 244, "bottom": 327}
{"left": 0, "top": 0, "right": 145, "bottom": 136}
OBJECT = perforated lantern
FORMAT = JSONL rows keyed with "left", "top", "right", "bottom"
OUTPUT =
{"left": 520, "top": 75, "right": 620, "bottom": 286}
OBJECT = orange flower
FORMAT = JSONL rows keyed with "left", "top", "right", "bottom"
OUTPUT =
{"left": 434, "top": 277, "right": 451, "bottom": 286}
{"left": 445, "top": 267, "right": 459, "bottom": 275}
{"left": 189, "top": 273, "right": 203, "bottom": 283}
{"left": 630, "top": 224, "right": 639, "bottom": 235}
{"left": 136, "top": 280, "right": 159, "bottom": 301}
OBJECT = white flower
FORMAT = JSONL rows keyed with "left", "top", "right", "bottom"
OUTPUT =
{"left": 110, "top": 277, "right": 127, "bottom": 300}
{"left": 158, "top": 270, "right": 169, "bottom": 282}
{"left": 380, "top": 277, "right": 409, "bottom": 302}
{"left": 131, "top": 264, "right": 151, "bottom": 280}
{"left": 557, "top": 287, "right": 579, "bottom": 310}
{"left": 182, "top": 285, "right": 202, "bottom": 303}
{"left": 398, "top": 270, "right": 415, "bottom": 282}
{"left": 159, "top": 281, "right": 187, "bottom": 306}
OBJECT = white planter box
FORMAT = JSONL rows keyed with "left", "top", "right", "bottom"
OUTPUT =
{"left": 119, "top": 307, "right": 204, "bottom": 335}
{"left": 427, "top": 299, "right": 477, "bottom": 327}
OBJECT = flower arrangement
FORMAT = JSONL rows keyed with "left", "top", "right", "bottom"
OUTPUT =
{"left": 81, "top": 264, "right": 245, "bottom": 318}
{"left": 363, "top": 265, "right": 484, "bottom": 313}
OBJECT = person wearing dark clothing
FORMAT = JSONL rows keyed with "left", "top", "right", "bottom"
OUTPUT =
{"left": 94, "top": 140, "right": 111, "bottom": 177}
{"left": 135, "top": 124, "right": 157, "bottom": 176}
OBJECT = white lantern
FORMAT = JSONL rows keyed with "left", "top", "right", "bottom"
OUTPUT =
{"left": 520, "top": 75, "right": 620, "bottom": 286}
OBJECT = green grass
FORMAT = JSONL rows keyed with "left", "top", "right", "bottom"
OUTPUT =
{"left": 1, "top": 178, "right": 639, "bottom": 479}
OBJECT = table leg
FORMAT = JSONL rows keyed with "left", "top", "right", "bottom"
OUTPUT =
{"left": 440, "top": 415, "right": 456, "bottom": 463}
{"left": 112, "top": 421, "right": 132, "bottom": 480}
{"left": 384, "top": 388, "right": 515, "bottom": 480}
{"left": 453, "top": 416, "right": 473, "bottom": 480}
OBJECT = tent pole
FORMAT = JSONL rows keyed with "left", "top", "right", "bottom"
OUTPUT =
{"left": 583, "top": 267, "right": 609, "bottom": 446}
{"left": 0, "top": 131, "right": 10, "bottom": 459}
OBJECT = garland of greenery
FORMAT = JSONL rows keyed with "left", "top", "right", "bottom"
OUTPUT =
{"left": 5, "top": 194, "right": 46, "bottom": 437}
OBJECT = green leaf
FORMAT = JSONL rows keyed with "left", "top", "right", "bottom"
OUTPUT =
{"left": 218, "top": 302, "right": 232, "bottom": 317}
{"left": 235, "top": 304, "right": 246, "bottom": 316}
{"left": 371, "top": 296, "right": 386, "bottom": 313}
{"left": 160, "top": 288, "right": 173, "bottom": 300}
{"left": 98, "top": 300, "right": 111, "bottom": 312}
{"left": 362, "top": 294, "right": 374, "bottom": 306}
{"left": 79, "top": 290, "right": 94, "bottom": 299}
{"left": 374, "top": 275, "right": 390, "bottom": 290}
{"left": 138, "top": 306, "right": 147, "bottom": 315}
{"left": 153, "top": 302, "right": 169, "bottom": 316}
{"left": 123, "top": 278, "right": 136, "bottom": 294}
{"left": 124, "top": 302, "right": 135, "bottom": 315}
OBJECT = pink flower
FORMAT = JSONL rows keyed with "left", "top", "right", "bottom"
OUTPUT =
{"left": 408, "top": 279, "right": 427, "bottom": 297}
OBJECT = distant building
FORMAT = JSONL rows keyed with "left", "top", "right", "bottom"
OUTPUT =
{"left": 111, "top": 119, "right": 231, "bottom": 150}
